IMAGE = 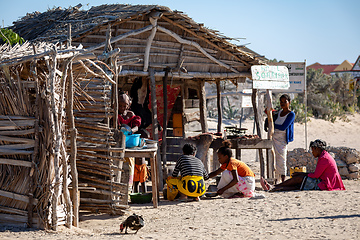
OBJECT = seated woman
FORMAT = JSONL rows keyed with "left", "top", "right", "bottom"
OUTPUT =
{"left": 118, "top": 92, "right": 149, "bottom": 193}
{"left": 168, "top": 143, "right": 209, "bottom": 202}
{"left": 118, "top": 92, "right": 141, "bottom": 135}
{"left": 208, "top": 140, "right": 256, "bottom": 198}
{"left": 261, "top": 139, "right": 346, "bottom": 192}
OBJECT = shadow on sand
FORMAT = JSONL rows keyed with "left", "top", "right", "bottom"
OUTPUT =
{"left": 269, "top": 214, "right": 360, "bottom": 221}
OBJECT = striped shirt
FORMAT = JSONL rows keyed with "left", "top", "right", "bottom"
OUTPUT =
{"left": 172, "top": 155, "right": 209, "bottom": 180}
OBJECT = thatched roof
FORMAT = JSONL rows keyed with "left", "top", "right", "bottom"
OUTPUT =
{"left": 10, "top": 4, "right": 267, "bottom": 65}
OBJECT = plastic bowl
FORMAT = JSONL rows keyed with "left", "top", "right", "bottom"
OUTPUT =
{"left": 126, "top": 134, "right": 141, "bottom": 148}
{"left": 130, "top": 193, "right": 152, "bottom": 204}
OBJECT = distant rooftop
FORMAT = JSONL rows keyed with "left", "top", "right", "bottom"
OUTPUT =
{"left": 307, "top": 62, "right": 339, "bottom": 75}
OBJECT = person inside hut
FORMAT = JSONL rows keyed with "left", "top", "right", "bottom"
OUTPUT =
{"left": 168, "top": 143, "right": 209, "bottom": 201}
{"left": 260, "top": 139, "right": 346, "bottom": 192}
{"left": 129, "top": 77, "right": 152, "bottom": 137}
{"left": 208, "top": 140, "right": 256, "bottom": 198}
{"left": 272, "top": 94, "right": 295, "bottom": 183}
{"left": 118, "top": 92, "right": 141, "bottom": 134}
{"left": 118, "top": 92, "right": 148, "bottom": 193}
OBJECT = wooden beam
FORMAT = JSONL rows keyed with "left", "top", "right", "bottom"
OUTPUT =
{"left": 0, "top": 213, "right": 27, "bottom": 223}
{"left": 216, "top": 79, "right": 222, "bottom": 134}
{"left": 85, "top": 25, "right": 153, "bottom": 52}
{"left": 0, "top": 115, "right": 35, "bottom": 120}
{"left": 0, "top": 120, "right": 35, "bottom": 127}
{"left": 0, "top": 136, "right": 35, "bottom": 144}
{"left": 0, "top": 149, "right": 33, "bottom": 155}
{"left": 161, "top": 15, "right": 252, "bottom": 66}
{"left": 0, "top": 189, "right": 38, "bottom": 204}
{"left": 0, "top": 158, "right": 32, "bottom": 167}
{"left": 143, "top": 17, "right": 158, "bottom": 72}
{"left": 118, "top": 70, "right": 251, "bottom": 79}
{"left": 157, "top": 26, "right": 239, "bottom": 73}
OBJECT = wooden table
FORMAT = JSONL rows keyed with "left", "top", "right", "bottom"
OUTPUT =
{"left": 124, "top": 147, "right": 159, "bottom": 208}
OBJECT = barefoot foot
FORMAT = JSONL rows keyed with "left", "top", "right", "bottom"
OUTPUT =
{"left": 260, "top": 177, "right": 270, "bottom": 191}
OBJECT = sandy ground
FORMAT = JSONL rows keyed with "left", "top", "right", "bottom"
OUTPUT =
{"left": 1, "top": 114, "right": 360, "bottom": 240}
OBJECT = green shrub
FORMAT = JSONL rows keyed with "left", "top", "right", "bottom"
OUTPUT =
{"left": 0, "top": 28, "right": 24, "bottom": 46}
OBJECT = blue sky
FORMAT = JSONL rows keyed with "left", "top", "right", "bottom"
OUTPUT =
{"left": 1, "top": 0, "right": 359, "bottom": 65}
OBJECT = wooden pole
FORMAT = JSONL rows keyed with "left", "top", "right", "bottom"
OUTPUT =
{"left": 57, "top": 57, "right": 73, "bottom": 228}
{"left": 198, "top": 79, "right": 209, "bottom": 171}
{"left": 162, "top": 67, "right": 170, "bottom": 175}
{"left": 143, "top": 17, "right": 158, "bottom": 72}
{"left": 304, "top": 60, "right": 308, "bottom": 149}
{"left": 149, "top": 68, "right": 163, "bottom": 197}
{"left": 252, "top": 89, "right": 265, "bottom": 178}
{"left": 67, "top": 61, "right": 79, "bottom": 227}
{"left": 49, "top": 49, "right": 61, "bottom": 230}
{"left": 181, "top": 80, "right": 186, "bottom": 137}
{"left": 199, "top": 79, "right": 208, "bottom": 133}
{"left": 216, "top": 79, "right": 222, "bottom": 134}
{"left": 104, "top": 24, "right": 113, "bottom": 54}
{"left": 113, "top": 57, "right": 119, "bottom": 129}
{"left": 265, "top": 90, "right": 275, "bottom": 179}
{"left": 28, "top": 46, "right": 39, "bottom": 228}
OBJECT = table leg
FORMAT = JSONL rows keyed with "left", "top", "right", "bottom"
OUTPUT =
{"left": 236, "top": 148, "right": 241, "bottom": 160}
{"left": 150, "top": 155, "right": 158, "bottom": 208}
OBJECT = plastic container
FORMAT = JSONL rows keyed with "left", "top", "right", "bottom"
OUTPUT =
{"left": 144, "top": 139, "right": 157, "bottom": 149}
{"left": 290, "top": 166, "right": 307, "bottom": 178}
{"left": 130, "top": 193, "right": 152, "bottom": 204}
{"left": 125, "top": 134, "right": 141, "bottom": 148}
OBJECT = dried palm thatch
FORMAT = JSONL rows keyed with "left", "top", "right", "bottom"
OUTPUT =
{"left": 0, "top": 41, "right": 127, "bottom": 229}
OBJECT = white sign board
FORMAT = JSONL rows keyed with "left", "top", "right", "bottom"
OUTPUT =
{"left": 241, "top": 96, "right": 252, "bottom": 108}
{"left": 272, "top": 62, "right": 306, "bottom": 93}
{"left": 241, "top": 89, "right": 252, "bottom": 108}
{"left": 251, "top": 65, "right": 290, "bottom": 90}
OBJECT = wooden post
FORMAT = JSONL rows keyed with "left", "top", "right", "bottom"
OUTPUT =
{"left": 112, "top": 52, "right": 119, "bottom": 129}
{"left": 28, "top": 47, "right": 39, "bottom": 228}
{"left": 181, "top": 80, "right": 186, "bottom": 137}
{"left": 198, "top": 79, "right": 209, "bottom": 171}
{"left": 162, "top": 67, "right": 170, "bottom": 174}
{"left": 149, "top": 68, "right": 163, "bottom": 193}
{"left": 114, "top": 131, "right": 126, "bottom": 203}
{"left": 143, "top": 16, "right": 158, "bottom": 72}
{"left": 265, "top": 90, "right": 275, "bottom": 179}
{"left": 216, "top": 79, "right": 222, "bottom": 134}
{"left": 199, "top": 79, "right": 208, "bottom": 133}
{"left": 49, "top": 50, "right": 61, "bottom": 230}
{"left": 104, "top": 24, "right": 113, "bottom": 53}
{"left": 67, "top": 61, "right": 79, "bottom": 227}
{"left": 252, "top": 89, "right": 265, "bottom": 178}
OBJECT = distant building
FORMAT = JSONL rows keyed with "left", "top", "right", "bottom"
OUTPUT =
{"left": 350, "top": 55, "right": 360, "bottom": 80}
{"left": 306, "top": 62, "right": 339, "bottom": 75}
{"left": 307, "top": 57, "right": 360, "bottom": 88}
{"left": 329, "top": 60, "right": 354, "bottom": 77}
{"left": 332, "top": 60, "right": 354, "bottom": 72}
{"left": 330, "top": 56, "right": 360, "bottom": 89}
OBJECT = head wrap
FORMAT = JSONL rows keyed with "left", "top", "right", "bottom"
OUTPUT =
{"left": 309, "top": 139, "right": 327, "bottom": 151}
